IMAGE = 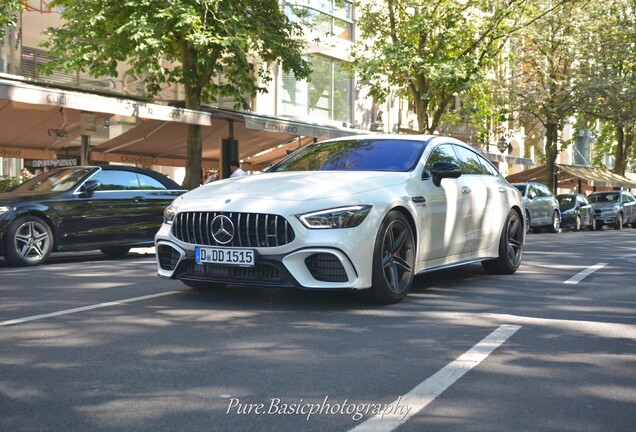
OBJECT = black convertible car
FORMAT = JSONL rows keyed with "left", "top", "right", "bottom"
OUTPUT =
{"left": 0, "top": 165, "right": 185, "bottom": 266}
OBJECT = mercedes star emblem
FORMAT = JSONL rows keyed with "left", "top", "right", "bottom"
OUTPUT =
{"left": 211, "top": 215, "right": 235, "bottom": 244}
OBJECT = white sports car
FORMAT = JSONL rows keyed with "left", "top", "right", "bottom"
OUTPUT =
{"left": 155, "top": 134, "right": 525, "bottom": 303}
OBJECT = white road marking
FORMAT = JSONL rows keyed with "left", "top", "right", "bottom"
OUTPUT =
{"left": 348, "top": 324, "right": 521, "bottom": 432}
{"left": 564, "top": 263, "right": 608, "bottom": 285}
{"left": 0, "top": 291, "right": 180, "bottom": 327}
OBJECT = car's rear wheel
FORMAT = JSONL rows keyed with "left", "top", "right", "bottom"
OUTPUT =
{"left": 614, "top": 213, "right": 623, "bottom": 230}
{"left": 5, "top": 215, "right": 53, "bottom": 266}
{"left": 100, "top": 246, "right": 131, "bottom": 258}
{"left": 482, "top": 210, "right": 523, "bottom": 275}
{"left": 182, "top": 279, "right": 227, "bottom": 290}
{"left": 548, "top": 210, "right": 560, "bottom": 233}
{"left": 359, "top": 211, "right": 415, "bottom": 304}
{"left": 525, "top": 210, "right": 531, "bottom": 234}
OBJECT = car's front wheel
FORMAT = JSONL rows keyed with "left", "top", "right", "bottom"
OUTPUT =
{"left": 548, "top": 210, "right": 560, "bottom": 233}
{"left": 360, "top": 211, "right": 415, "bottom": 304}
{"left": 4, "top": 215, "right": 53, "bottom": 266}
{"left": 482, "top": 209, "right": 523, "bottom": 275}
{"left": 590, "top": 218, "right": 597, "bottom": 231}
{"left": 614, "top": 213, "right": 623, "bottom": 230}
{"left": 100, "top": 246, "right": 131, "bottom": 258}
{"left": 574, "top": 215, "right": 582, "bottom": 232}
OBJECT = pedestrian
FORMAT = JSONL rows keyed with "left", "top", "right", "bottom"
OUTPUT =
{"left": 230, "top": 160, "right": 248, "bottom": 178}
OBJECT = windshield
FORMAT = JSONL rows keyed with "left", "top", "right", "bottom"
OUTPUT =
{"left": 589, "top": 193, "right": 618, "bottom": 203}
{"left": 557, "top": 195, "right": 575, "bottom": 211}
{"left": 268, "top": 139, "right": 428, "bottom": 172}
{"left": 10, "top": 168, "right": 93, "bottom": 193}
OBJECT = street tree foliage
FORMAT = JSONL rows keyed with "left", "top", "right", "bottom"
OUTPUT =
{"left": 575, "top": 0, "right": 636, "bottom": 176}
{"left": 348, "top": 0, "right": 562, "bottom": 135}
{"left": 41, "top": 0, "right": 310, "bottom": 189}
{"left": 0, "top": 1, "right": 23, "bottom": 39}
{"left": 507, "top": 1, "right": 584, "bottom": 191}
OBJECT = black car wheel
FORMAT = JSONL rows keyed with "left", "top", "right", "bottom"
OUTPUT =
{"left": 5, "top": 215, "right": 53, "bottom": 266}
{"left": 360, "top": 211, "right": 415, "bottom": 304}
{"left": 482, "top": 210, "right": 523, "bottom": 275}
{"left": 548, "top": 210, "right": 561, "bottom": 233}
{"left": 525, "top": 210, "right": 531, "bottom": 234}
{"left": 614, "top": 213, "right": 623, "bottom": 230}
{"left": 590, "top": 218, "right": 597, "bottom": 231}
{"left": 574, "top": 215, "right": 582, "bottom": 232}
{"left": 100, "top": 246, "right": 132, "bottom": 258}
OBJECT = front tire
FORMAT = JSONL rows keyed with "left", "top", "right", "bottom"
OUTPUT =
{"left": 548, "top": 210, "right": 561, "bottom": 233}
{"left": 614, "top": 213, "right": 623, "bottom": 230}
{"left": 4, "top": 215, "right": 53, "bottom": 266}
{"left": 482, "top": 210, "right": 523, "bottom": 275}
{"left": 574, "top": 215, "right": 582, "bottom": 232}
{"left": 359, "top": 211, "right": 415, "bottom": 304}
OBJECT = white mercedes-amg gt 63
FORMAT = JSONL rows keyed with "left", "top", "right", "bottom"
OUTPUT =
{"left": 155, "top": 134, "right": 525, "bottom": 303}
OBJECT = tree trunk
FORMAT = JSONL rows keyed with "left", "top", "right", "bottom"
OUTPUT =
{"left": 180, "top": 42, "right": 203, "bottom": 190}
{"left": 544, "top": 123, "right": 559, "bottom": 192}
{"left": 613, "top": 126, "right": 633, "bottom": 177}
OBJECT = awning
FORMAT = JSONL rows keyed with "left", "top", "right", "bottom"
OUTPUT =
{"left": 506, "top": 164, "right": 636, "bottom": 191}
{"left": 0, "top": 74, "right": 363, "bottom": 169}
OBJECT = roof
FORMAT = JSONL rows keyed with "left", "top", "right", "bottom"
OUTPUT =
{"left": 506, "top": 164, "right": 636, "bottom": 190}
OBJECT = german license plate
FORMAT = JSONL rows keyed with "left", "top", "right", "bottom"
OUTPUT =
{"left": 195, "top": 246, "right": 255, "bottom": 267}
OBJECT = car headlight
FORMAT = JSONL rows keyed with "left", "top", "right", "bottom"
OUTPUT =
{"left": 298, "top": 205, "right": 372, "bottom": 229}
{"left": 163, "top": 196, "right": 183, "bottom": 224}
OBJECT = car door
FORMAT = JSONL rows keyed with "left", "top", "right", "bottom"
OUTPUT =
{"left": 414, "top": 143, "right": 472, "bottom": 262}
{"left": 578, "top": 195, "right": 593, "bottom": 226}
{"left": 452, "top": 145, "right": 509, "bottom": 253}
{"left": 58, "top": 169, "right": 173, "bottom": 248}
{"left": 623, "top": 192, "right": 636, "bottom": 223}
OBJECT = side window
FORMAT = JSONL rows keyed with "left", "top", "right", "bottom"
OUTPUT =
{"left": 452, "top": 145, "right": 488, "bottom": 175}
{"left": 527, "top": 185, "right": 537, "bottom": 199}
{"left": 424, "top": 144, "right": 460, "bottom": 177}
{"left": 91, "top": 170, "right": 140, "bottom": 191}
{"left": 537, "top": 185, "right": 551, "bottom": 197}
{"left": 138, "top": 173, "right": 167, "bottom": 190}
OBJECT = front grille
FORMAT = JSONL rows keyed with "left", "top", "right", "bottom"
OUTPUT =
{"left": 305, "top": 253, "right": 348, "bottom": 282}
{"left": 157, "top": 244, "right": 180, "bottom": 271}
{"left": 594, "top": 209, "right": 601, "bottom": 215}
{"left": 173, "top": 212, "right": 295, "bottom": 247}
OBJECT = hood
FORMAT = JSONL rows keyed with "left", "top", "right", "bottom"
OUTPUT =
{"left": 180, "top": 171, "right": 408, "bottom": 205}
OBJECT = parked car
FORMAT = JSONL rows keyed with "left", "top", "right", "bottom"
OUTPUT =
{"left": 0, "top": 165, "right": 186, "bottom": 266}
{"left": 155, "top": 134, "right": 525, "bottom": 304}
{"left": 512, "top": 182, "right": 561, "bottom": 233}
{"left": 556, "top": 193, "right": 596, "bottom": 231}
{"left": 588, "top": 190, "right": 636, "bottom": 230}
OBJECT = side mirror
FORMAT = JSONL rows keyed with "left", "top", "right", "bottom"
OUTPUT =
{"left": 80, "top": 179, "right": 101, "bottom": 196}
{"left": 431, "top": 161, "right": 462, "bottom": 187}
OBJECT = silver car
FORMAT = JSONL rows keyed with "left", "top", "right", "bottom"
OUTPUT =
{"left": 588, "top": 190, "right": 636, "bottom": 230}
{"left": 513, "top": 182, "right": 561, "bottom": 233}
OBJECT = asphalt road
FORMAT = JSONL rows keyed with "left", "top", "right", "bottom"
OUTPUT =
{"left": 1, "top": 230, "right": 635, "bottom": 432}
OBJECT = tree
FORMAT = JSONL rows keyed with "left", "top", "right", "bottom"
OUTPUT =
{"left": 347, "top": 0, "right": 557, "bottom": 135}
{"left": 508, "top": 1, "right": 584, "bottom": 191}
{"left": 575, "top": 0, "right": 636, "bottom": 176}
{"left": 41, "top": 0, "right": 310, "bottom": 189}
{"left": 0, "top": 1, "right": 23, "bottom": 39}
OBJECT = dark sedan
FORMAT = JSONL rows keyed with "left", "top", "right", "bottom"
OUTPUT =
{"left": 556, "top": 193, "right": 596, "bottom": 231}
{"left": 0, "top": 165, "right": 185, "bottom": 266}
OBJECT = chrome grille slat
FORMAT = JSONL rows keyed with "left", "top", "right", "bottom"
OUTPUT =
{"left": 172, "top": 212, "right": 295, "bottom": 247}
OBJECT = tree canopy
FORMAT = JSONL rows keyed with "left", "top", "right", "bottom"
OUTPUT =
{"left": 42, "top": 0, "right": 310, "bottom": 189}
{"left": 0, "top": 1, "right": 23, "bottom": 39}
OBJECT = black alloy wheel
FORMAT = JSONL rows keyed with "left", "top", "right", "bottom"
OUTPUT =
{"left": 482, "top": 209, "right": 523, "bottom": 275}
{"left": 361, "top": 211, "right": 415, "bottom": 304}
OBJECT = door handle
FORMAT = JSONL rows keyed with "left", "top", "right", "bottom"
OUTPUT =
{"left": 132, "top": 196, "right": 146, "bottom": 202}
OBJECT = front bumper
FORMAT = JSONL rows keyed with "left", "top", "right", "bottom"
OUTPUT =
{"left": 155, "top": 220, "right": 376, "bottom": 290}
